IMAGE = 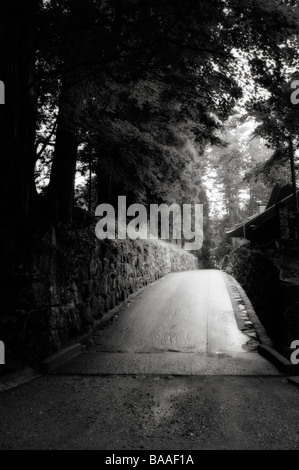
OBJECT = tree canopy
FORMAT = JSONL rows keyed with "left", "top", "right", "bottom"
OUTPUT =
{"left": 1, "top": 0, "right": 299, "bottom": 243}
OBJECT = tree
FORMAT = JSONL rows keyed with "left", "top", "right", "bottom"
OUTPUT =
{"left": 3, "top": 0, "right": 298, "bottom": 227}
{"left": 0, "top": 0, "right": 40, "bottom": 221}
{"left": 35, "top": 0, "right": 249, "bottom": 222}
{"left": 244, "top": 1, "right": 299, "bottom": 206}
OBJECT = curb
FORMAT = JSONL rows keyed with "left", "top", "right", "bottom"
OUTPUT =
{"left": 0, "top": 367, "right": 41, "bottom": 393}
{"left": 258, "top": 344, "right": 299, "bottom": 376}
{"left": 40, "top": 287, "right": 152, "bottom": 373}
{"left": 40, "top": 343, "right": 82, "bottom": 374}
{"left": 0, "top": 343, "right": 83, "bottom": 392}
{"left": 287, "top": 376, "right": 299, "bottom": 387}
{"left": 224, "top": 273, "right": 274, "bottom": 348}
{"left": 81, "top": 277, "right": 165, "bottom": 348}
{"left": 0, "top": 284, "right": 156, "bottom": 388}
{"left": 224, "top": 272, "right": 299, "bottom": 378}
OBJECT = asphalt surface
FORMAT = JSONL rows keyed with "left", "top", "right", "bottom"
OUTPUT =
{"left": 1, "top": 269, "right": 299, "bottom": 450}
{"left": 57, "top": 270, "right": 280, "bottom": 375}
{"left": 1, "top": 375, "right": 299, "bottom": 450}
{"left": 92, "top": 270, "right": 248, "bottom": 354}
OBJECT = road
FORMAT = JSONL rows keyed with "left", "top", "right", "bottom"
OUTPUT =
{"left": 93, "top": 269, "right": 247, "bottom": 354}
{"left": 1, "top": 269, "right": 299, "bottom": 450}
{"left": 57, "top": 269, "right": 279, "bottom": 375}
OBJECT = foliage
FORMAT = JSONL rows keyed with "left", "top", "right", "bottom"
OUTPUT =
{"left": 3, "top": 0, "right": 299, "bottom": 259}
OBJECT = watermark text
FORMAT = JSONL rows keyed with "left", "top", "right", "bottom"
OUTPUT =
{"left": 0, "top": 340, "right": 5, "bottom": 364}
{"left": 291, "top": 80, "right": 299, "bottom": 105}
{"left": 0, "top": 80, "right": 4, "bottom": 104}
{"left": 290, "top": 340, "right": 299, "bottom": 365}
{"left": 95, "top": 197, "right": 203, "bottom": 251}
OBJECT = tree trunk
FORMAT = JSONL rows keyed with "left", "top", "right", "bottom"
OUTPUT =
{"left": 97, "top": 150, "right": 114, "bottom": 206}
{"left": 0, "top": 0, "right": 38, "bottom": 221}
{"left": 46, "top": 79, "right": 80, "bottom": 223}
{"left": 45, "top": 0, "right": 86, "bottom": 223}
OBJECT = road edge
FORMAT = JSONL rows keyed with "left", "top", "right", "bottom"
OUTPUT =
{"left": 0, "top": 276, "right": 167, "bottom": 391}
{"left": 223, "top": 271, "right": 299, "bottom": 378}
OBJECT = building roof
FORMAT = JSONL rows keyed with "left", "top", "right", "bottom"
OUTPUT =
{"left": 225, "top": 185, "right": 297, "bottom": 239}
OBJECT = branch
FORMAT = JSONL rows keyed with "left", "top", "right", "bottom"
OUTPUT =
{"left": 36, "top": 120, "right": 58, "bottom": 158}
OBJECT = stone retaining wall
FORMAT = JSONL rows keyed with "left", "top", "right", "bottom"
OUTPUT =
{"left": 0, "top": 223, "right": 198, "bottom": 370}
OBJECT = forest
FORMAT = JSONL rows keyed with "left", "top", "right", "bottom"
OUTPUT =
{"left": 2, "top": 2, "right": 299, "bottom": 451}
{"left": 1, "top": 0, "right": 299, "bottom": 266}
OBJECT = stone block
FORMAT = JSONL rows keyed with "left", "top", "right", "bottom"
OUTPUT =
{"left": 98, "top": 296, "right": 105, "bottom": 316}
{"left": 111, "top": 292, "right": 116, "bottom": 308}
{"left": 105, "top": 295, "right": 112, "bottom": 311}
{"left": 98, "top": 274, "right": 108, "bottom": 297}
{"left": 103, "top": 258, "right": 110, "bottom": 273}
{"left": 91, "top": 295, "right": 100, "bottom": 318}
{"left": 79, "top": 303, "right": 93, "bottom": 325}
{"left": 90, "top": 259, "right": 98, "bottom": 276}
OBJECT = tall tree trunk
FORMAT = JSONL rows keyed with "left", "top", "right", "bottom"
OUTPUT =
{"left": 97, "top": 150, "right": 114, "bottom": 206}
{"left": 46, "top": 79, "right": 80, "bottom": 223}
{"left": 45, "top": 0, "right": 85, "bottom": 223}
{"left": 0, "top": 0, "right": 38, "bottom": 221}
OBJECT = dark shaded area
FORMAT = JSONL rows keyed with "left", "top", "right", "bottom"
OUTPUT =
{"left": 1, "top": 375, "right": 299, "bottom": 450}
{"left": 1, "top": 1, "right": 299, "bottom": 370}
{"left": 224, "top": 246, "right": 282, "bottom": 344}
{"left": 224, "top": 243, "right": 299, "bottom": 357}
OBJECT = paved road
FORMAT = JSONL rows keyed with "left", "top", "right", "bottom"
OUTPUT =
{"left": 2, "top": 269, "right": 299, "bottom": 450}
{"left": 95, "top": 269, "right": 248, "bottom": 353}
{"left": 1, "top": 374, "right": 299, "bottom": 450}
{"left": 58, "top": 270, "right": 279, "bottom": 375}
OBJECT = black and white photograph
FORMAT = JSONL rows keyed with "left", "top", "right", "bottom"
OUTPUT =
{"left": 1, "top": 0, "right": 299, "bottom": 457}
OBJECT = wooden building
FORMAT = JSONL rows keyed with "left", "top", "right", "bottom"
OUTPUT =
{"left": 225, "top": 185, "right": 299, "bottom": 245}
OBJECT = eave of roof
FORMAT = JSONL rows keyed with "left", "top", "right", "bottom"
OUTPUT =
{"left": 225, "top": 190, "right": 299, "bottom": 237}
